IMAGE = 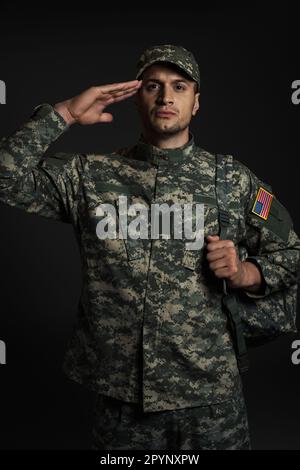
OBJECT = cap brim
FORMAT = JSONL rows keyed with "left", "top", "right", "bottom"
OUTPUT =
{"left": 136, "top": 58, "right": 195, "bottom": 84}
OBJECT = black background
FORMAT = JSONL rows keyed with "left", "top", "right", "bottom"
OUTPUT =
{"left": 0, "top": 2, "right": 299, "bottom": 449}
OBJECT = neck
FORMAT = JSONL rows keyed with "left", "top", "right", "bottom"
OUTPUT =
{"left": 141, "top": 127, "right": 190, "bottom": 149}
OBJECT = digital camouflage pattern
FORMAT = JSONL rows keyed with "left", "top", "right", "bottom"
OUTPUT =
{"left": 136, "top": 44, "right": 200, "bottom": 91}
{"left": 0, "top": 103, "right": 299, "bottom": 414}
{"left": 92, "top": 390, "right": 250, "bottom": 450}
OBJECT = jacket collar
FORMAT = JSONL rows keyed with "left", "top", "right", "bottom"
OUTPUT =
{"left": 134, "top": 132, "right": 195, "bottom": 165}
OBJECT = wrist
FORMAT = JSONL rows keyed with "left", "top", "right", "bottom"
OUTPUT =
{"left": 53, "top": 103, "right": 76, "bottom": 126}
{"left": 240, "top": 260, "right": 263, "bottom": 293}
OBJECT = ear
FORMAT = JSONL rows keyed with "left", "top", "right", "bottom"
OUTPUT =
{"left": 192, "top": 93, "right": 200, "bottom": 116}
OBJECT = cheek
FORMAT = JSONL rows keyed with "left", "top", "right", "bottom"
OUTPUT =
{"left": 179, "top": 104, "right": 194, "bottom": 121}
{"left": 138, "top": 96, "right": 154, "bottom": 114}
{"left": 178, "top": 96, "right": 195, "bottom": 113}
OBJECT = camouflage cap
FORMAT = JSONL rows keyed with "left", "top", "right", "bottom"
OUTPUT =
{"left": 136, "top": 44, "right": 200, "bottom": 91}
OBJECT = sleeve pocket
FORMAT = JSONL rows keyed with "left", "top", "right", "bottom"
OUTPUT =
{"left": 246, "top": 197, "right": 292, "bottom": 244}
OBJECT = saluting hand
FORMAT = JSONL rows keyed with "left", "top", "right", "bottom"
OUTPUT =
{"left": 54, "top": 80, "right": 142, "bottom": 126}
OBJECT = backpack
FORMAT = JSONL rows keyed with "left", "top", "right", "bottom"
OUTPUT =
{"left": 215, "top": 154, "right": 299, "bottom": 373}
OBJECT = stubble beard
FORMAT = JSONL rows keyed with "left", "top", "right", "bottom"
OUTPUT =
{"left": 149, "top": 116, "right": 187, "bottom": 137}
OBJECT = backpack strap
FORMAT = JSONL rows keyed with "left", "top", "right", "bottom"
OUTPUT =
{"left": 215, "top": 154, "right": 249, "bottom": 374}
{"left": 215, "top": 154, "right": 231, "bottom": 242}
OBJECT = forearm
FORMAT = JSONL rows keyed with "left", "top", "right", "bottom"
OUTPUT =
{"left": 0, "top": 104, "right": 68, "bottom": 183}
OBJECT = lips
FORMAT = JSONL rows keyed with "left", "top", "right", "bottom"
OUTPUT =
{"left": 155, "top": 109, "right": 176, "bottom": 117}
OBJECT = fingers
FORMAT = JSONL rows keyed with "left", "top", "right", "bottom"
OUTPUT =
{"left": 94, "top": 87, "right": 140, "bottom": 112}
{"left": 96, "top": 80, "right": 142, "bottom": 96}
{"left": 98, "top": 112, "right": 114, "bottom": 123}
{"left": 71, "top": 79, "right": 142, "bottom": 125}
{"left": 207, "top": 235, "right": 219, "bottom": 240}
{"left": 209, "top": 259, "right": 229, "bottom": 272}
{"left": 92, "top": 88, "right": 135, "bottom": 123}
{"left": 206, "top": 246, "right": 236, "bottom": 262}
{"left": 71, "top": 81, "right": 142, "bottom": 119}
{"left": 109, "top": 83, "right": 141, "bottom": 97}
{"left": 206, "top": 237, "right": 235, "bottom": 252}
{"left": 107, "top": 87, "right": 140, "bottom": 104}
{"left": 206, "top": 235, "right": 239, "bottom": 281}
{"left": 213, "top": 267, "right": 233, "bottom": 279}
{"left": 77, "top": 81, "right": 141, "bottom": 117}
{"left": 208, "top": 250, "right": 239, "bottom": 279}
{"left": 108, "top": 81, "right": 142, "bottom": 96}
{"left": 206, "top": 236, "right": 237, "bottom": 267}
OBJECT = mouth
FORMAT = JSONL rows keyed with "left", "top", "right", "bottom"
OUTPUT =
{"left": 155, "top": 110, "right": 177, "bottom": 118}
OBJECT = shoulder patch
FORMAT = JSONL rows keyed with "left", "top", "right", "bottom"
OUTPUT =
{"left": 251, "top": 186, "right": 273, "bottom": 220}
{"left": 247, "top": 194, "right": 293, "bottom": 243}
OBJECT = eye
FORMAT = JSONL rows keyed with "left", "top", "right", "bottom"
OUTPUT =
{"left": 146, "top": 83, "right": 159, "bottom": 91}
{"left": 175, "top": 84, "right": 186, "bottom": 91}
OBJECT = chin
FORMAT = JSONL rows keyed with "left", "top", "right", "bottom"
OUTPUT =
{"left": 149, "top": 120, "right": 178, "bottom": 132}
{"left": 155, "top": 125, "right": 182, "bottom": 136}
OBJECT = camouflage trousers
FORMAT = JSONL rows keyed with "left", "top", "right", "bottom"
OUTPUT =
{"left": 92, "top": 392, "right": 251, "bottom": 450}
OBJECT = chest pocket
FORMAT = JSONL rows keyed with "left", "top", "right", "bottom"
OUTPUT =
{"left": 88, "top": 182, "right": 149, "bottom": 262}
{"left": 182, "top": 194, "right": 220, "bottom": 271}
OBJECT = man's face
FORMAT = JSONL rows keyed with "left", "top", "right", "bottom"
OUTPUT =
{"left": 135, "top": 63, "right": 200, "bottom": 137}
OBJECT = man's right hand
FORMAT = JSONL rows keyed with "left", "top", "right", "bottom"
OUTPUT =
{"left": 53, "top": 79, "right": 142, "bottom": 126}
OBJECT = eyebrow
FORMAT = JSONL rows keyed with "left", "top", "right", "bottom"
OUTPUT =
{"left": 144, "top": 78, "right": 190, "bottom": 85}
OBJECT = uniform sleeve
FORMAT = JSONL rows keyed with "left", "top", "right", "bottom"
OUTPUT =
{"left": 0, "top": 103, "right": 84, "bottom": 223}
{"left": 235, "top": 159, "right": 300, "bottom": 298}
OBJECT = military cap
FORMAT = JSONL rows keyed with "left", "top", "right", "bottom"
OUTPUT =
{"left": 136, "top": 44, "right": 200, "bottom": 91}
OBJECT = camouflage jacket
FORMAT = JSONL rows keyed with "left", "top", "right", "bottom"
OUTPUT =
{"left": 0, "top": 103, "right": 299, "bottom": 412}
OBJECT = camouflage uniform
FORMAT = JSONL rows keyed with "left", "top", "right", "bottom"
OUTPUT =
{"left": 0, "top": 45, "right": 299, "bottom": 450}
{"left": 92, "top": 392, "right": 250, "bottom": 450}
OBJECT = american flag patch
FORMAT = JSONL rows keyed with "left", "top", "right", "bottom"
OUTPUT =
{"left": 251, "top": 187, "right": 273, "bottom": 220}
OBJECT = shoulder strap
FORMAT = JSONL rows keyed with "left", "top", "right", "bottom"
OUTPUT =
{"left": 215, "top": 153, "right": 249, "bottom": 374}
{"left": 215, "top": 154, "right": 232, "bottom": 241}
{"left": 215, "top": 154, "right": 235, "bottom": 291}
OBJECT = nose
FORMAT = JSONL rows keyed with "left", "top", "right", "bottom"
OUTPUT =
{"left": 156, "top": 85, "right": 174, "bottom": 105}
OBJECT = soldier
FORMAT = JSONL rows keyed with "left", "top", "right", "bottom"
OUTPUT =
{"left": 0, "top": 44, "right": 299, "bottom": 450}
